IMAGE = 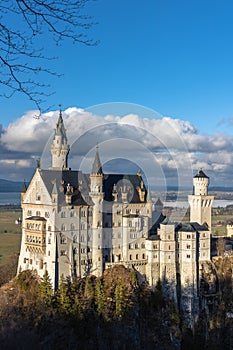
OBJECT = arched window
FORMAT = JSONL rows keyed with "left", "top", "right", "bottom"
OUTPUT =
{"left": 73, "top": 235, "right": 77, "bottom": 243}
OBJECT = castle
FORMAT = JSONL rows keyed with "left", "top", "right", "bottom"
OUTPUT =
{"left": 17, "top": 111, "right": 214, "bottom": 324}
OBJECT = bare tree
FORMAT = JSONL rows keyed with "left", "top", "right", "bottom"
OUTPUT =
{"left": 0, "top": 0, "right": 97, "bottom": 111}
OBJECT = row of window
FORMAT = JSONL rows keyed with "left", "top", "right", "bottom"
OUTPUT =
{"left": 26, "top": 235, "right": 46, "bottom": 244}
{"left": 26, "top": 223, "right": 46, "bottom": 231}
{"left": 129, "top": 243, "right": 145, "bottom": 249}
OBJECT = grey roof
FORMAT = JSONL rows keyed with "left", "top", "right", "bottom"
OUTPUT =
{"left": 39, "top": 169, "right": 92, "bottom": 207}
{"left": 39, "top": 168, "right": 150, "bottom": 206}
{"left": 176, "top": 222, "right": 209, "bottom": 232}
{"left": 147, "top": 235, "right": 160, "bottom": 241}
{"left": 54, "top": 111, "right": 68, "bottom": 143}
{"left": 194, "top": 169, "right": 209, "bottom": 179}
{"left": 92, "top": 145, "right": 103, "bottom": 175}
{"left": 103, "top": 173, "right": 147, "bottom": 203}
{"left": 26, "top": 216, "right": 47, "bottom": 221}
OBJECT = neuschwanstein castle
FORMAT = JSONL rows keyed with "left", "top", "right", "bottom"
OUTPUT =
{"left": 18, "top": 111, "right": 214, "bottom": 322}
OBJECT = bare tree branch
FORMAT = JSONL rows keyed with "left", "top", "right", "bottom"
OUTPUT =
{"left": 0, "top": 0, "right": 98, "bottom": 111}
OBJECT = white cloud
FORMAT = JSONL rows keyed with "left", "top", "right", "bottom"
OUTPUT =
{"left": 2, "top": 106, "right": 233, "bottom": 186}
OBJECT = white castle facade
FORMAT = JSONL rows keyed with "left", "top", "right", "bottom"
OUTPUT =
{"left": 17, "top": 112, "right": 214, "bottom": 323}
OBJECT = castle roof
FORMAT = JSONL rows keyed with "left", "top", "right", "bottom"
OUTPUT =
{"left": 194, "top": 169, "right": 209, "bottom": 179}
{"left": 38, "top": 169, "right": 149, "bottom": 207}
{"left": 92, "top": 145, "right": 103, "bottom": 175}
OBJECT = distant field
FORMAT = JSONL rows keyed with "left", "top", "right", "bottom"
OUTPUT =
{"left": 0, "top": 233, "right": 21, "bottom": 266}
{"left": 0, "top": 210, "right": 22, "bottom": 266}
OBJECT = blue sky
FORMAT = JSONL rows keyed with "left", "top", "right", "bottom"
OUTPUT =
{"left": 1, "top": 0, "right": 233, "bottom": 133}
{"left": 2, "top": 0, "right": 233, "bottom": 186}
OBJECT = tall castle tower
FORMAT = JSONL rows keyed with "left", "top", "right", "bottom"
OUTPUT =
{"left": 188, "top": 169, "right": 214, "bottom": 228}
{"left": 89, "top": 145, "right": 104, "bottom": 276}
{"left": 50, "top": 109, "right": 70, "bottom": 170}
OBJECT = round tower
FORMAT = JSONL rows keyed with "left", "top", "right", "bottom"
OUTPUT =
{"left": 188, "top": 169, "right": 214, "bottom": 229}
{"left": 89, "top": 145, "right": 104, "bottom": 276}
{"left": 50, "top": 109, "right": 70, "bottom": 170}
{"left": 193, "top": 169, "right": 209, "bottom": 196}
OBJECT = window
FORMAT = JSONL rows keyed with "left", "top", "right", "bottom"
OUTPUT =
{"left": 153, "top": 244, "right": 157, "bottom": 249}
{"left": 39, "top": 259, "right": 43, "bottom": 269}
{"left": 30, "top": 259, "right": 32, "bottom": 264}
{"left": 118, "top": 221, "right": 121, "bottom": 227}
{"left": 48, "top": 238, "right": 51, "bottom": 244}
{"left": 48, "top": 226, "right": 51, "bottom": 231}
{"left": 81, "top": 210, "right": 86, "bottom": 217}
{"left": 60, "top": 235, "right": 67, "bottom": 244}
{"left": 135, "top": 243, "right": 139, "bottom": 249}
{"left": 70, "top": 211, "right": 74, "bottom": 217}
{"left": 136, "top": 254, "right": 139, "bottom": 260}
{"left": 48, "top": 251, "right": 50, "bottom": 256}
{"left": 142, "top": 253, "right": 145, "bottom": 259}
{"left": 81, "top": 248, "right": 86, "bottom": 254}
{"left": 73, "top": 235, "right": 77, "bottom": 243}
{"left": 45, "top": 212, "right": 50, "bottom": 218}
{"left": 203, "top": 243, "right": 206, "bottom": 248}
{"left": 129, "top": 254, "right": 132, "bottom": 260}
{"left": 27, "top": 210, "right": 32, "bottom": 216}
{"left": 61, "top": 211, "right": 66, "bottom": 218}
{"left": 36, "top": 211, "right": 41, "bottom": 217}
{"left": 187, "top": 245, "right": 191, "bottom": 249}
{"left": 71, "top": 223, "right": 75, "bottom": 230}
{"left": 187, "top": 235, "right": 191, "bottom": 239}
{"left": 187, "top": 254, "right": 191, "bottom": 259}
{"left": 61, "top": 224, "right": 66, "bottom": 231}
{"left": 168, "top": 245, "right": 171, "bottom": 250}
{"left": 141, "top": 243, "right": 145, "bottom": 249}
{"left": 168, "top": 255, "right": 171, "bottom": 260}
{"left": 60, "top": 250, "right": 66, "bottom": 256}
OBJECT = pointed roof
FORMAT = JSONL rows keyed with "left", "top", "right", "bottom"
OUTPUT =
{"left": 92, "top": 144, "right": 103, "bottom": 175}
{"left": 52, "top": 180, "right": 58, "bottom": 195}
{"left": 54, "top": 108, "right": 67, "bottom": 142}
{"left": 21, "top": 180, "right": 27, "bottom": 193}
{"left": 194, "top": 169, "right": 209, "bottom": 179}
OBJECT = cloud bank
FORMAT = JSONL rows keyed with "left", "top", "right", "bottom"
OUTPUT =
{"left": 1, "top": 106, "right": 233, "bottom": 188}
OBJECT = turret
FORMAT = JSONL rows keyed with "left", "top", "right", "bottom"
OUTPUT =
{"left": 50, "top": 109, "right": 70, "bottom": 170}
{"left": 188, "top": 169, "right": 214, "bottom": 228}
{"left": 89, "top": 145, "right": 104, "bottom": 276}
{"left": 193, "top": 169, "right": 209, "bottom": 196}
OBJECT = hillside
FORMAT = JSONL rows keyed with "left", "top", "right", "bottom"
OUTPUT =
{"left": 0, "top": 179, "right": 24, "bottom": 192}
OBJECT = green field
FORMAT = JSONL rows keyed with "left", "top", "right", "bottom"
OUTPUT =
{"left": 0, "top": 210, "right": 22, "bottom": 266}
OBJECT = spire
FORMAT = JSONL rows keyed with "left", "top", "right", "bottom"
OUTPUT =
{"left": 54, "top": 107, "right": 67, "bottom": 142}
{"left": 194, "top": 168, "right": 209, "bottom": 179}
{"left": 92, "top": 144, "right": 103, "bottom": 175}
{"left": 21, "top": 179, "right": 27, "bottom": 193}
{"left": 50, "top": 107, "right": 70, "bottom": 170}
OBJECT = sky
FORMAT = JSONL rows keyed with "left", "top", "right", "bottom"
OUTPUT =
{"left": 1, "top": 0, "right": 233, "bottom": 188}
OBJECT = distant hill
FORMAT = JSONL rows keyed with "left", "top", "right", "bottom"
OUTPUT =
{"left": 0, "top": 179, "right": 24, "bottom": 192}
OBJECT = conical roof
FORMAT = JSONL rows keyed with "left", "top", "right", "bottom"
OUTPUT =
{"left": 92, "top": 145, "right": 103, "bottom": 175}
{"left": 194, "top": 169, "right": 209, "bottom": 179}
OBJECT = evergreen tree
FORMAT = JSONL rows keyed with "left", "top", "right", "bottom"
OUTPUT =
{"left": 115, "top": 278, "right": 129, "bottom": 319}
{"left": 37, "top": 270, "right": 53, "bottom": 305}
{"left": 56, "top": 275, "right": 72, "bottom": 314}
{"left": 95, "top": 279, "right": 106, "bottom": 318}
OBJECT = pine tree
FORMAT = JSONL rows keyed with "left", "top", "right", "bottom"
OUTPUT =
{"left": 56, "top": 275, "right": 72, "bottom": 314}
{"left": 37, "top": 270, "right": 53, "bottom": 305}
{"left": 115, "top": 278, "right": 129, "bottom": 319}
{"left": 95, "top": 279, "right": 106, "bottom": 318}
